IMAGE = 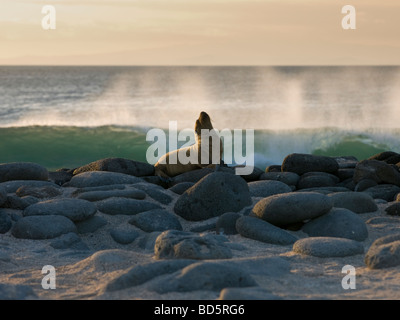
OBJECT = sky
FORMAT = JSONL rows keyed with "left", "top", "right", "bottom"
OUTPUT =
{"left": 0, "top": 0, "right": 399, "bottom": 65}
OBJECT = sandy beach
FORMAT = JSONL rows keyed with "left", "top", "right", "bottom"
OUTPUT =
{"left": 1, "top": 158, "right": 400, "bottom": 300}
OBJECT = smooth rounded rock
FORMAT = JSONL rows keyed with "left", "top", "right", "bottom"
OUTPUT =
{"left": 0, "top": 211, "right": 12, "bottom": 234}
{"left": 128, "top": 209, "right": 182, "bottom": 232}
{"left": 248, "top": 180, "right": 292, "bottom": 198}
{"left": 147, "top": 261, "right": 257, "bottom": 294}
{"left": 353, "top": 160, "right": 400, "bottom": 186}
{"left": 0, "top": 162, "right": 48, "bottom": 183}
{"left": 174, "top": 172, "right": 252, "bottom": 221}
{"left": 73, "top": 157, "right": 155, "bottom": 177}
{"left": 281, "top": 153, "right": 339, "bottom": 175}
{"left": 76, "top": 189, "right": 146, "bottom": 202}
{"left": 259, "top": 171, "right": 300, "bottom": 186}
{"left": 385, "top": 203, "right": 400, "bottom": 216}
{"left": 23, "top": 198, "right": 97, "bottom": 222}
{"left": 0, "top": 187, "right": 6, "bottom": 207}
{"left": 16, "top": 185, "right": 62, "bottom": 199}
{"left": 154, "top": 230, "right": 232, "bottom": 260}
{"left": 293, "top": 237, "right": 364, "bottom": 257}
{"left": 11, "top": 215, "right": 77, "bottom": 239}
{"left": 363, "top": 184, "right": 400, "bottom": 201}
{"left": 96, "top": 197, "right": 161, "bottom": 215}
{"left": 252, "top": 192, "right": 333, "bottom": 227}
{"left": 327, "top": 192, "right": 378, "bottom": 213}
{"left": 365, "top": 234, "right": 400, "bottom": 269}
{"left": 64, "top": 171, "right": 143, "bottom": 188}
{"left": 109, "top": 229, "right": 141, "bottom": 245}
{"left": 302, "top": 208, "right": 368, "bottom": 241}
{"left": 236, "top": 216, "right": 298, "bottom": 245}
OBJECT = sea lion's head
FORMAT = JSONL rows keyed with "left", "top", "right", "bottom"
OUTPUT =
{"left": 195, "top": 111, "right": 213, "bottom": 135}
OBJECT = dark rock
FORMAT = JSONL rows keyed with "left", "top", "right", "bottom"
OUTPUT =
{"left": 128, "top": 209, "right": 182, "bottom": 232}
{"left": 48, "top": 171, "right": 73, "bottom": 186}
{"left": 0, "top": 187, "right": 6, "bottom": 207}
{"left": 337, "top": 169, "right": 355, "bottom": 181}
{"left": 75, "top": 215, "right": 108, "bottom": 234}
{"left": 73, "top": 157, "right": 155, "bottom": 177}
{"left": 50, "top": 232, "right": 90, "bottom": 250}
{"left": 133, "top": 232, "right": 162, "bottom": 252}
{"left": 369, "top": 151, "right": 400, "bottom": 165}
{"left": 133, "top": 182, "right": 173, "bottom": 205}
{"left": 16, "top": 185, "right": 62, "bottom": 199}
{"left": 73, "top": 184, "right": 126, "bottom": 195}
{"left": 0, "top": 284, "right": 37, "bottom": 300}
{"left": 76, "top": 189, "right": 146, "bottom": 202}
{"left": 281, "top": 153, "right": 339, "bottom": 175}
{"left": 248, "top": 180, "right": 292, "bottom": 198}
{"left": 105, "top": 259, "right": 195, "bottom": 292}
{"left": 0, "top": 162, "right": 48, "bottom": 183}
{"left": 385, "top": 203, "right": 400, "bottom": 216}
{"left": 365, "top": 234, "right": 400, "bottom": 269}
{"left": 296, "top": 186, "right": 351, "bottom": 194}
{"left": 297, "top": 173, "right": 337, "bottom": 190}
{"left": 11, "top": 215, "right": 77, "bottom": 239}
{"left": 96, "top": 197, "right": 161, "bottom": 215}
{"left": 174, "top": 172, "right": 252, "bottom": 221}
{"left": 327, "top": 192, "right": 378, "bottom": 213}
{"left": 109, "top": 228, "right": 141, "bottom": 244}
{"left": 252, "top": 192, "right": 333, "bottom": 227}
{"left": 23, "top": 198, "right": 97, "bottom": 222}
{"left": 236, "top": 216, "right": 298, "bottom": 245}
{"left": 363, "top": 184, "right": 400, "bottom": 201}
{"left": 0, "top": 211, "right": 12, "bottom": 234}
{"left": 353, "top": 160, "right": 400, "bottom": 186}
{"left": 354, "top": 179, "right": 378, "bottom": 192}
{"left": 154, "top": 230, "right": 232, "bottom": 260}
{"left": 0, "top": 180, "right": 59, "bottom": 193}
{"left": 302, "top": 208, "right": 368, "bottom": 241}
{"left": 293, "top": 237, "right": 364, "bottom": 257}
{"left": 216, "top": 212, "right": 241, "bottom": 235}
{"left": 333, "top": 156, "right": 358, "bottom": 169}
{"left": 239, "top": 166, "right": 264, "bottom": 182}
{"left": 169, "top": 182, "right": 195, "bottom": 195}
{"left": 218, "top": 287, "right": 281, "bottom": 300}
{"left": 147, "top": 261, "right": 257, "bottom": 294}
{"left": 5, "top": 195, "right": 39, "bottom": 210}
{"left": 259, "top": 171, "right": 300, "bottom": 187}
{"left": 170, "top": 168, "right": 214, "bottom": 186}
{"left": 64, "top": 171, "right": 143, "bottom": 188}
{"left": 265, "top": 165, "right": 281, "bottom": 172}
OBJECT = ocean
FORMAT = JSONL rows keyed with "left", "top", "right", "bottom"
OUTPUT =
{"left": 0, "top": 66, "right": 399, "bottom": 171}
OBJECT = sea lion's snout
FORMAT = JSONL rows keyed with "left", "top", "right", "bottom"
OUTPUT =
{"left": 195, "top": 111, "right": 213, "bottom": 135}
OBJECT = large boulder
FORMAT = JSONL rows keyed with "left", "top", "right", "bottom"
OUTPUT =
{"left": 252, "top": 192, "right": 333, "bottom": 227}
{"left": 174, "top": 172, "right": 252, "bottom": 221}
{"left": 73, "top": 158, "right": 154, "bottom": 177}
{"left": 281, "top": 153, "right": 339, "bottom": 175}
{"left": 0, "top": 162, "right": 48, "bottom": 183}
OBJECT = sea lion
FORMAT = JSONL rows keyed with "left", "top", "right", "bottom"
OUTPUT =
{"left": 154, "top": 111, "right": 223, "bottom": 178}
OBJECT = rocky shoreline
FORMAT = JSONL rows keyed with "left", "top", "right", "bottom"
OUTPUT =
{"left": 1, "top": 152, "right": 400, "bottom": 299}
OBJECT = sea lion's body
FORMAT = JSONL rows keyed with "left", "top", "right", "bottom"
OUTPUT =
{"left": 154, "top": 112, "right": 222, "bottom": 178}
